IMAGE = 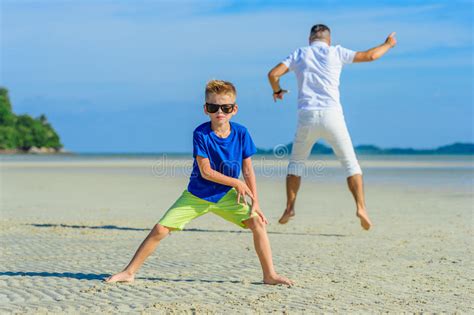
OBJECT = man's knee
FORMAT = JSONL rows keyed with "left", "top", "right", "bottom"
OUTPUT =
{"left": 287, "top": 174, "right": 301, "bottom": 179}
{"left": 339, "top": 157, "right": 362, "bottom": 178}
{"left": 288, "top": 161, "right": 305, "bottom": 177}
{"left": 150, "top": 224, "right": 170, "bottom": 240}
{"left": 346, "top": 167, "right": 363, "bottom": 179}
{"left": 347, "top": 173, "right": 362, "bottom": 180}
{"left": 347, "top": 173, "right": 363, "bottom": 184}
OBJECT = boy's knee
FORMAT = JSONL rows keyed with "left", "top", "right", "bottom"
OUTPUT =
{"left": 245, "top": 216, "right": 264, "bottom": 231}
{"left": 151, "top": 224, "right": 170, "bottom": 240}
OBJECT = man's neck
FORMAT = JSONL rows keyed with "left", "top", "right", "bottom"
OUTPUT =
{"left": 310, "top": 39, "right": 330, "bottom": 46}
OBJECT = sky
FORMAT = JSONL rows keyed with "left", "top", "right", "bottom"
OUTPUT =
{"left": 1, "top": 0, "right": 473, "bottom": 153}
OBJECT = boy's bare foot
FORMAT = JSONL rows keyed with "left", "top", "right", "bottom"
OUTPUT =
{"left": 278, "top": 208, "right": 295, "bottom": 224}
{"left": 356, "top": 208, "right": 372, "bottom": 230}
{"left": 263, "top": 274, "right": 294, "bottom": 286}
{"left": 104, "top": 270, "right": 135, "bottom": 283}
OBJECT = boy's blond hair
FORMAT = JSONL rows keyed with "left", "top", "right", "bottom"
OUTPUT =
{"left": 205, "top": 80, "right": 236, "bottom": 100}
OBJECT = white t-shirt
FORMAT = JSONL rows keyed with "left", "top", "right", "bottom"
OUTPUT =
{"left": 282, "top": 41, "right": 356, "bottom": 111}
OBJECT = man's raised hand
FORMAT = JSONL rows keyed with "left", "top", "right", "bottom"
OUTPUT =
{"left": 385, "top": 32, "right": 397, "bottom": 48}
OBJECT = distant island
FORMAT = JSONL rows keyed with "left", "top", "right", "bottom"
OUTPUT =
{"left": 257, "top": 142, "right": 474, "bottom": 155}
{"left": 0, "top": 87, "right": 63, "bottom": 154}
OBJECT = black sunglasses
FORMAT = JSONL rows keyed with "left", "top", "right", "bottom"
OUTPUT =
{"left": 205, "top": 102, "right": 235, "bottom": 114}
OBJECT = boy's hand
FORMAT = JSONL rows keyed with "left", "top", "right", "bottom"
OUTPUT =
{"left": 251, "top": 202, "right": 268, "bottom": 224}
{"left": 233, "top": 180, "right": 254, "bottom": 204}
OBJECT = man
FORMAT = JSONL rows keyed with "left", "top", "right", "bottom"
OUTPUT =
{"left": 268, "top": 24, "right": 397, "bottom": 230}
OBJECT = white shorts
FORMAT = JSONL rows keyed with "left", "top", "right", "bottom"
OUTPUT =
{"left": 288, "top": 109, "right": 362, "bottom": 177}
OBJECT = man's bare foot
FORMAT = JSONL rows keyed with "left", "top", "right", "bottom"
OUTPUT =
{"left": 263, "top": 274, "right": 294, "bottom": 286}
{"left": 104, "top": 270, "right": 135, "bottom": 283}
{"left": 356, "top": 208, "right": 372, "bottom": 230}
{"left": 278, "top": 208, "right": 295, "bottom": 224}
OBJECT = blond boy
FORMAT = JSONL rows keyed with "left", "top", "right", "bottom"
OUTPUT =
{"left": 106, "top": 80, "right": 293, "bottom": 286}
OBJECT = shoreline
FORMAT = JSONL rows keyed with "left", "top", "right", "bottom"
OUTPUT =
{"left": 1, "top": 155, "right": 473, "bottom": 168}
{"left": 0, "top": 148, "right": 69, "bottom": 155}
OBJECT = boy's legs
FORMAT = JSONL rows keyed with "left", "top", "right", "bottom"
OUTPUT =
{"left": 213, "top": 189, "right": 293, "bottom": 285}
{"left": 105, "top": 191, "right": 210, "bottom": 283}
{"left": 242, "top": 216, "right": 293, "bottom": 285}
{"left": 105, "top": 224, "right": 171, "bottom": 283}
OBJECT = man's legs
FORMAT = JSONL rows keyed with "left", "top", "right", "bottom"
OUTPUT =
{"left": 243, "top": 216, "right": 293, "bottom": 285}
{"left": 347, "top": 174, "right": 372, "bottom": 230}
{"left": 279, "top": 174, "right": 301, "bottom": 224}
{"left": 279, "top": 110, "right": 318, "bottom": 224}
{"left": 322, "top": 110, "right": 372, "bottom": 230}
{"left": 105, "top": 224, "right": 171, "bottom": 283}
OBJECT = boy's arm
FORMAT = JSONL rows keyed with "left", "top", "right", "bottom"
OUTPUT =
{"left": 242, "top": 157, "right": 258, "bottom": 205}
{"left": 242, "top": 157, "right": 268, "bottom": 224}
{"left": 196, "top": 156, "right": 254, "bottom": 203}
{"left": 353, "top": 32, "right": 397, "bottom": 62}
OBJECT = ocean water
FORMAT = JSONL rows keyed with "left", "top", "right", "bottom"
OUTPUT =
{"left": 252, "top": 155, "right": 474, "bottom": 191}
{"left": 1, "top": 154, "right": 473, "bottom": 191}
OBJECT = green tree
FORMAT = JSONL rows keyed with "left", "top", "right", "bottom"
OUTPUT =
{"left": 0, "top": 126, "right": 17, "bottom": 149}
{"left": 0, "top": 87, "right": 16, "bottom": 126}
{"left": 0, "top": 87, "right": 12, "bottom": 111}
{"left": 0, "top": 87, "right": 63, "bottom": 151}
{"left": 16, "top": 115, "right": 35, "bottom": 150}
{"left": 43, "top": 124, "right": 62, "bottom": 149}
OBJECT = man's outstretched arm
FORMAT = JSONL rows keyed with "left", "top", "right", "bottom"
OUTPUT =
{"left": 268, "top": 63, "right": 289, "bottom": 102}
{"left": 353, "top": 32, "right": 397, "bottom": 63}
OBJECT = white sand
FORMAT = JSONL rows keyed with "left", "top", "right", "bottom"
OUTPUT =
{"left": 0, "top": 157, "right": 472, "bottom": 313}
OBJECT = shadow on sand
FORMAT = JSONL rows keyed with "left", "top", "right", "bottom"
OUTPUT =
{"left": 0, "top": 271, "right": 263, "bottom": 284}
{"left": 29, "top": 223, "right": 346, "bottom": 237}
{"left": 139, "top": 277, "right": 263, "bottom": 285}
{"left": 0, "top": 271, "right": 109, "bottom": 281}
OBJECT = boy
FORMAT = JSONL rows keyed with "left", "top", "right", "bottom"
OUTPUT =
{"left": 105, "top": 80, "right": 293, "bottom": 286}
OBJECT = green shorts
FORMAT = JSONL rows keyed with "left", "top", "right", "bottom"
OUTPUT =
{"left": 158, "top": 188, "right": 257, "bottom": 230}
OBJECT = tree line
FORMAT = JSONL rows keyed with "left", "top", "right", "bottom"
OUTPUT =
{"left": 0, "top": 87, "right": 62, "bottom": 151}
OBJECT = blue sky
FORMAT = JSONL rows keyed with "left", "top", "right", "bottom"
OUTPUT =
{"left": 1, "top": 0, "right": 473, "bottom": 152}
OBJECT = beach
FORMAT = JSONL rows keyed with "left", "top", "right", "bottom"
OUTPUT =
{"left": 0, "top": 155, "right": 472, "bottom": 313}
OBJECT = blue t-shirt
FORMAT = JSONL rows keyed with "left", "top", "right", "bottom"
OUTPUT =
{"left": 187, "top": 121, "right": 257, "bottom": 203}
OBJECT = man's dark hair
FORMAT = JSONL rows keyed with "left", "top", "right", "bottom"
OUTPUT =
{"left": 310, "top": 24, "right": 330, "bottom": 42}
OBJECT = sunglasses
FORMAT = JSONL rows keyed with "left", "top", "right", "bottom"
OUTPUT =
{"left": 205, "top": 102, "right": 235, "bottom": 114}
